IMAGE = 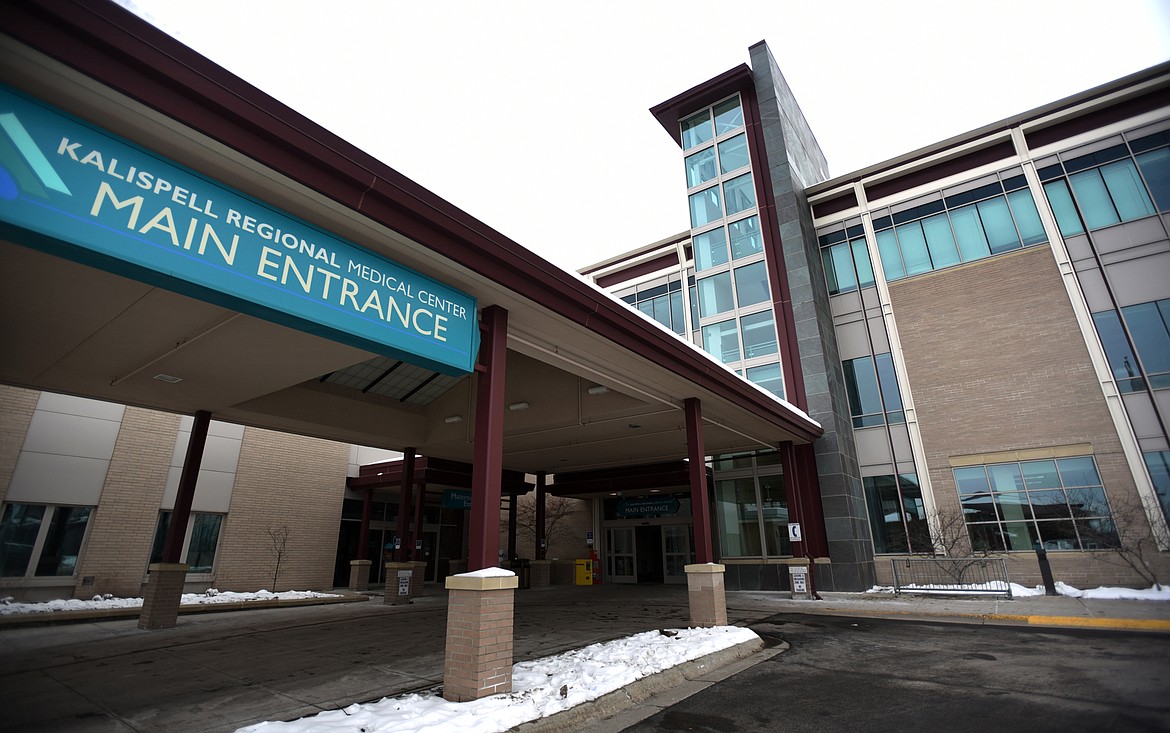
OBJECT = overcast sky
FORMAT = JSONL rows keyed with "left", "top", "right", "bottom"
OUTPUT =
{"left": 125, "top": 0, "right": 1170, "bottom": 271}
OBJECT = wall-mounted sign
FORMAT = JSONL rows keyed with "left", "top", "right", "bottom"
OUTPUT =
{"left": 788, "top": 523, "right": 803, "bottom": 542}
{"left": 0, "top": 85, "right": 478, "bottom": 374}
{"left": 442, "top": 488, "right": 472, "bottom": 510}
{"left": 616, "top": 496, "right": 680, "bottom": 519}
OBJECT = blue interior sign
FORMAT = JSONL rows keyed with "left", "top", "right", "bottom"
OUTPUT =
{"left": 0, "top": 85, "right": 479, "bottom": 374}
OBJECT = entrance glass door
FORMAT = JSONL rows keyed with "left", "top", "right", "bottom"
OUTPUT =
{"left": 663, "top": 525, "right": 693, "bottom": 584}
{"left": 606, "top": 528, "right": 636, "bottom": 583}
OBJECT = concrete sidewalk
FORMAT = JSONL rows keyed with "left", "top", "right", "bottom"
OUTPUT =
{"left": 0, "top": 584, "right": 1166, "bottom": 733}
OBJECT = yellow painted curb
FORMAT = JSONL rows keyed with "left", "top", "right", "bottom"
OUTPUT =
{"left": 1023, "top": 615, "right": 1170, "bottom": 632}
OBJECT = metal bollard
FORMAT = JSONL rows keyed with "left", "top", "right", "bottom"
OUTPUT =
{"left": 1032, "top": 542, "right": 1058, "bottom": 596}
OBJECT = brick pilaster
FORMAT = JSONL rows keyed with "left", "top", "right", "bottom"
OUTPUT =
{"left": 138, "top": 563, "right": 188, "bottom": 629}
{"left": 384, "top": 562, "right": 414, "bottom": 605}
{"left": 685, "top": 563, "right": 727, "bottom": 627}
{"left": 410, "top": 561, "right": 427, "bottom": 598}
{"left": 349, "top": 559, "right": 371, "bottom": 591}
{"left": 443, "top": 573, "right": 519, "bottom": 702}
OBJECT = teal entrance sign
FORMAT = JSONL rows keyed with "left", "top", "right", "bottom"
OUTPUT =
{"left": 442, "top": 489, "right": 472, "bottom": 510}
{"left": 616, "top": 496, "right": 680, "bottom": 518}
{"left": 0, "top": 85, "right": 478, "bottom": 374}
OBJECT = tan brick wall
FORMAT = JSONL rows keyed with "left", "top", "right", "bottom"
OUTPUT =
{"left": 889, "top": 247, "right": 1162, "bottom": 587}
{"left": 0, "top": 385, "right": 39, "bottom": 499}
{"left": 76, "top": 407, "right": 180, "bottom": 598}
{"left": 213, "top": 427, "right": 349, "bottom": 592}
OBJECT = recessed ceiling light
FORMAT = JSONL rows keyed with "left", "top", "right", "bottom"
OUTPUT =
{"left": 587, "top": 385, "right": 610, "bottom": 395}
{"left": 443, "top": 415, "right": 463, "bottom": 424}
{"left": 509, "top": 402, "right": 530, "bottom": 411}
{"left": 153, "top": 374, "right": 182, "bottom": 383}
{"left": 627, "top": 423, "right": 641, "bottom": 429}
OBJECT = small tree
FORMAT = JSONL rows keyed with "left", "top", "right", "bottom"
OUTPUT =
{"left": 502, "top": 495, "right": 581, "bottom": 557}
{"left": 1080, "top": 493, "right": 1168, "bottom": 590}
{"left": 266, "top": 524, "right": 291, "bottom": 591}
{"left": 904, "top": 506, "right": 999, "bottom": 585}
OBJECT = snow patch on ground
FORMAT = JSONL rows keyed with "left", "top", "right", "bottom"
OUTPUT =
{"left": 235, "top": 625, "right": 758, "bottom": 733}
{"left": 864, "top": 583, "right": 1170, "bottom": 601}
{"left": 0, "top": 589, "right": 340, "bottom": 615}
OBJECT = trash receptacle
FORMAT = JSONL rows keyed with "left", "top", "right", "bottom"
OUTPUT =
{"left": 513, "top": 558, "right": 531, "bottom": 590}
{"left": 575, "top": 559, "right": 592, "bottom": 585}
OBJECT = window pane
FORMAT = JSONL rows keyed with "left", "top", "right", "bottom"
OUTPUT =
{"left": 1007, "top": 189, "right": 1047, "bottom": 245}
{"left": 734, "top": 261, "right": 770, "bottom": 307}
{"left": 186, "top": 514, "right": 223, "bottom": 573}
{"left": 894, "top": 222, "right": 931, "bottom": 275}
{"left": 723, "top": 173, "right": 756, "bottom": 216}
{"left": 0, "top": 503, "right": 45, "bottom": 577}
{"left": 876, "top": 229, "right": 905, "bottom": 280}
{"left": 697, "top": 271, "right": 734, "bottom": 317}
{"left": 1028, "top": 490, "right": 1072, "bottom": 521}
{"left": 1001, "top": 521, "right": 1040, "bottom": 551}
{"left": 759, "top": 474, "right": 791, "bottom": 556}
{"left": 685, "top": 147, "right": 717, "bottom": 188}
{"left": 712, "top": 97, "right": 744, "bottom": 135}
{"left": 729, "top": 215, "right": 762, "bottom": 259}
{"left": 996, "top": 492, "right": 1031, "bottom": 522}
{"left": 1037, "top": 520, "right": 1080, "bottom": 550}
{"left": 843, "top": 356, "right": 882, "bottom": 423}
{"left": 746, "top": 362, "right": 784, "bottom": 397}
{"left": 968, "top": 523, "right": 1007, "bottom": 552}
{"left": 1066, "top": 487, "right": 1111, "bottom": 518}
{"left": 669, "top": 291, "right": 685, "bottom": 335}
{"left": 1020, "top": 460, "right": 1060, "bottom": 489}
{"left": 689, "top": 186, "right": 722, "bottom": 228}
{"left": 149, "top": 511, "right": 172, "bottom": 565}
{"left": 715, "top": 477, "right": 760, "bottom": 557}
{"left": 921, "top": 213, "right": 960, "bottom": 269}
{"left": 693, "top": 228, "right": 728, "bottom": 272}
{"left": 988, "top": 463, "right": 1024, "bottom": 492}
{"left": 1043, "top": 179, "right": 1086, "bottom": 237}
{"left": 1069, "top": 169, "right": 1121, "bottom": 229}
{"left": 34, "top": 506, "right": 91, "bottom": 577}
{"left": 851, "top": 238, "right": 875, "bottom": 288}
{"left": 976, "top": 196, "right": 1021, "bottom": 254}
{"left": 865, "top": 475, "right": 905, "bottom": 553}
{"left": 1143, "top": 450, "right": 1170, "bottom": 525}
{"left": 1122, "top": 300, "right": 1170, "bottom": 377}
{"left": 1056, "top": 456, "right": 1102, "bottom": 488}
{"left": 681, "top": 110, "right": 713, "bottom": 150}
{"left": 740, "top": 310, "right": 777, "bottom": 358}
{"left": 717, "top": 133, "right": 750, "bottom": 174}
{"left": 1136, "top": 147, "right": 1170, "bottom": 211}
{"left": 824, "top": 243, "right": 856, "bottom": 295}
{"left": 873, "top": 352, "right": 903, "bottom": 415}
{"left": 954, "top": 466, "right": 990, "bottom": 496}
{"left": 950, "top": 204, "right": 992, "bottom": 261}
{"left": 702, "top": 320, "right": 740, "bottom": 363}
{"left": 1100, "top": 159, "right": 1155, "bottom": 221}
{"left": 1092, "top": 309, "right": 1143, "bottom": 391}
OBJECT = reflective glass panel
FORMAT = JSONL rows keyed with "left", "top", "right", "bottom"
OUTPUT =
{"left": 1122, "top": 300, "right": 1170, "bottom": 379}
{"left": 759, "top": 474, "right": 791, "bottom": 556}
{"left": 688, "top": 186, "right": 722, "bottom": 228}
{"left": 843, "top": 355, "right": 882, "bottom": 426}
{"left": 1007, "top": 189, "right": 1047, "bottom": 245}
{"left": 988, "top": 463, "right": 1024, "bottom": 492}
{"left": 895, "top": 222, "right": 931, "bottom": 275}
{"left": 1069, "top": 169, "right": 1121, "bottom": 229}
{"left": 995, "top": 492, "right": 1032, "bottom": 522}
{"left": 186, "top": 514, "right": 223, "bottom": 573}
{"left": 681, "top": 110, "right": 713, "bottom": 150}
{"left": 1136, "top": 147, "right": 1170, "bottom": 211}
{"left": 685, "top": 147, "right": 717, "bottom": 188}
{"left": 746, "top": 363, "right": 784, "bottom": 397}
{"left": 0, "top": 503, "right": 44, "bottom": 577}
{"left": 1066, "top": 487, "right": 1110, "bottom": 518}
{"left": 697, "top": 271, "right": 734, "bottom": 317}
{"left": 717, "top": 134, "right": 749, "bottom": 174}
{"left": 729, "top": 216, "right": 762, "bottom": 259}
{"left": 723, "top": 173, "right": 756, "bottom": 216}
{"left": 1043, "top": 179, "right": 1086, "bottom": 236}
{"left": 1092, "top": 309, "right": 1143, "bottom": 392}
{"left": 734, "top": 260, "right": 769, "bottom": 307}
{"left": 876, "top": 229, "right": 905, "bottom": 280}
{"left": 976, "top": 196, "right": 1021, "bottom": 254}
{"left": 1100, "top": 159, "right": 1155, "bottom": 221}
{"left": 1056, "top": 456, "right": 1102, "bottom": 487}
{"left": 823, "top": 243, "right": 856, "bottom": 295}
{"left": 874, "top": 352, "right": 904, "bottom": 416}
{"left": 1143, "top": 450, "right": 1170, "bottom": 524}
{"left": 702, "top": 320, "right": 740, "bottom": 363}
{"left": 34, "top": 506, "right": 91, "bottom": 577}
{"left": 851, "top": 237, "right": 875, "bottom": 288}
{"left": 740, "top": 310, "right": 777, "bottom": 358}
{"left": 950, "top": 204, "right": 992, "bottom": 261}
{"left": 1028, "top": 490, "right": 1071, "bottom": 521}
{"left": 693, "top": 227, "right": 728, "bottom": 272}
{"left": 669, "top": 291, "right": 685, "bottom": 335}
{"left": 921, "top": 213, "right": 960, "bottom": 268}
{"left": 715, "top": 477, "right": 760, "bottom": 557}
{"left": 1020, "top": 460, "right": 1060, "bottom": 489}
{"left": 713, "top": 97, "right": 744, "bottom": 135}
{"left": 1001, "top": 521, "right": 1039, "bottom": 551}
{"left": 954, "top": 466, "right": 990, "bottom": 496}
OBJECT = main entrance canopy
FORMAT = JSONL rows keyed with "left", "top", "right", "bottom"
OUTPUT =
{"left": 0, "top": 3, "right": 820, "bottom": 475}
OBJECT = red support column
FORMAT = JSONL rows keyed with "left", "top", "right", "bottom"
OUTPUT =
{"left": 779, "top": 441, "right": 805, "bottom": 558}
{"left": 685, "top": 398, "right": 713, "bottom": 563}
{"left": 469, "top": 305, "right": 507, "bottom": 571}
{"left": 397, "top": 448, "right": 416, "bottom": 561}
{"left": 535, "top": 472, "right": 547, "bottom": 560}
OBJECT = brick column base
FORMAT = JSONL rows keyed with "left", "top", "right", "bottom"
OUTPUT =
{"left": 349, "top": 559, "right": 372, "bottom": 591}
{"left": 685, "top": 563, "right": 727, "bottom": 627}
{"left": 139, "top": 563, "right": 188, "bottom": 630}
{"left": 410, "top": 561, "right": 427, "bottom": 598}
{"left": 443, "top": 573, "right": 519, "bottom": 702}
{"left": 384, "top": 562, "right": 414, "bottom": 605}
{"left": 529, "top": 560, "right": 551, "bottom": 589}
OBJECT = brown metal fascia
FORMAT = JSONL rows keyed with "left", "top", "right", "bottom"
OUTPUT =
{"left": 1, "top": 1, "right": 821, "bottom": 442}
{"left": 649, "top": 64, "right": 755, "bottom": 146}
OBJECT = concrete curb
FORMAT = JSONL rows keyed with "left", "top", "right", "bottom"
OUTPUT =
{"left": 512, "top": 635, "right": 776, "bottom": 733}
{"left": 0, "top": 592, "right": 369, "bottom": 627}
{"left": 792, "top": 605, "right": 1170, "bottom": 633}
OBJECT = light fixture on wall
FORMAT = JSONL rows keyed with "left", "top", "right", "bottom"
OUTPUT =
{"left": 443, "top": 415, "right": 463, "bottom": 424}
{"left": 586, "top": 385, "right": 609, "bottom": 396}
{"left": 508, "top": 401, "right": 530, "bottom": 411}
